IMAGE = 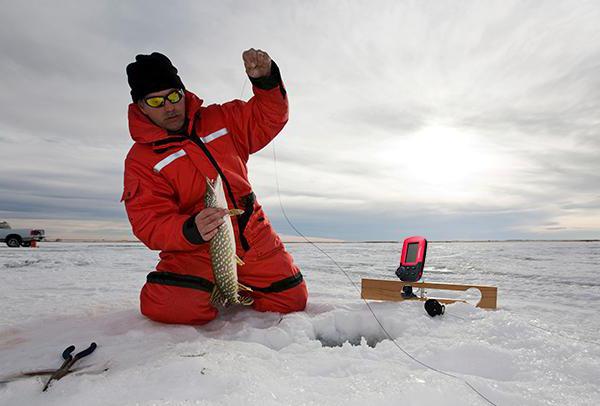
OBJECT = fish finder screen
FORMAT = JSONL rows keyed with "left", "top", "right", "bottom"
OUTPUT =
{"left": 406, "top": 242, "right": 419, "bottom": 263}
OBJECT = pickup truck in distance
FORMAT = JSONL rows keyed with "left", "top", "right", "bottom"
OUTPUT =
{"left": 0, "top": 221, "right": 45, "bottom": 247}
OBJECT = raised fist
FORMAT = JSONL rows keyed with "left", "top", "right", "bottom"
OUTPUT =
{"left": 242, "top": 48, "right": 272, "bottom": 78}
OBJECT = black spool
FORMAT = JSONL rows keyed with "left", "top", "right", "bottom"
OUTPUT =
{"left": 424, "top": 299, "right": 445, "bottom": 317}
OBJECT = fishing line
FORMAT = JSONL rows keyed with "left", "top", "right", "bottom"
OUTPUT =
{"left": 239, "top": 77, "right": 497, "bottom": 405}
{"left": 271, "top": 141, "right": 498, "bottom": 406}
{"left": 526, "top": 320, "right": 600, "bottom": 347}
{"left": 448, "top": 312, "right": 600, "bottom": 347}
{"left": 240, "top": 79, "right": 248, "bottom": 102}
{"left": 451, "top": 313, "right": 600, "bottom": 347}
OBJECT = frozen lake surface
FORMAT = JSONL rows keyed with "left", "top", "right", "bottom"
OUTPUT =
{"left": 1, "top": 241, "right": 599, "bottom": 405}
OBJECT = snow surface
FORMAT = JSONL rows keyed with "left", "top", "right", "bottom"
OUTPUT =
{"left": 1, "top": 241, "right": 599, "bottom": 405}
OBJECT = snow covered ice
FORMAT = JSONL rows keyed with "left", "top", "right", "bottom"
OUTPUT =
{"left": 1, "top": 241, "right": 599, "bottom": 405}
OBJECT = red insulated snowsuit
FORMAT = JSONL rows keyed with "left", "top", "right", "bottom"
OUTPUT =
{"left": 121, "top": 72, "right": 307, "bottom": 325}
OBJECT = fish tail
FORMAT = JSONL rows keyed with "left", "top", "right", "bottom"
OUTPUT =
{"left": 210, "top": 286, "right": 224, "bottom": 306}
{"left": 238, "top": 282, "right": 253, "bottom": 292}
{"left": 239, "top": 295, "right": 254, "bottom": 306}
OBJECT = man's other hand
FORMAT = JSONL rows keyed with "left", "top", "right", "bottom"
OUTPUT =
{"left": 243, "top": 48, "right": 272, "bottom": 78}
{"left": 194, "top": 208, "right": 229, "bottom": 241}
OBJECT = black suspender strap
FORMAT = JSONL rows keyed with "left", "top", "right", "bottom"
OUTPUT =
{"left": 188, "top": 135, "right": 239, "bottom": 210}
{"left": 188, "top": 114, "right": 251, "bottom": 251}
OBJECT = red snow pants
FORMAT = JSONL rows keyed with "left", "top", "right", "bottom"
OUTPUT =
{"left": 139, "top": 244, "right": 308, "bottom": 325}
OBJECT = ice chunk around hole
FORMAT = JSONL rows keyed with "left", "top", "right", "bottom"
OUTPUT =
{"left": 309, "top": 305, "right": 402, "bottom": 348}
{"left": 315, "top": 333, "right": 385, "bottom": 348}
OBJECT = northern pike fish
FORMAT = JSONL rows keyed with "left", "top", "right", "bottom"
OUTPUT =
{"left": 204, "top": 176, "right": 253, "bottom": 306}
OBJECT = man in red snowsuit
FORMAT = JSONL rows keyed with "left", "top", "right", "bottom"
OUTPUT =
{"left": 122, "top": 50, "right": 308, "bottom": 325}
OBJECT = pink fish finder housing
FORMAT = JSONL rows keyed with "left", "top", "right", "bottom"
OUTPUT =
{"left": 395, "top": 236, "right": 428, "bottom": 298}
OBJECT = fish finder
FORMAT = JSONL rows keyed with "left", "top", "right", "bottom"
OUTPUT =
{"left": 395, "top": 236, "right": 428, "bottom": 298}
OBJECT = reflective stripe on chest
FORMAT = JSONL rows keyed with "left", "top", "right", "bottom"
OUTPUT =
{"left": 199, "top": 128, "right": 228, "bottom": 143}
{"left": 153, "top": 149, "right": 187, "bottom": 173}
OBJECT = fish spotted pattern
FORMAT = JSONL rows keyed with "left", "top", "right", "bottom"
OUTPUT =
{"left": 204, "top": 176, "right": 253, "bottom": 306}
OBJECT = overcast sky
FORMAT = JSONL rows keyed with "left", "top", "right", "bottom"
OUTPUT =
{"left": 1, "top": 0, "right": 599, "bottom": 241}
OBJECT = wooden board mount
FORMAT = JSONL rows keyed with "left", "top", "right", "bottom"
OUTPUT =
{"left": 361, "top": 278, "right": 498, "bottom": 309}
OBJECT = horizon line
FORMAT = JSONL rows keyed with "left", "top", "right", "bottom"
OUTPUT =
{"left": 30, "top": 238, "right": 600, "bottom": 243}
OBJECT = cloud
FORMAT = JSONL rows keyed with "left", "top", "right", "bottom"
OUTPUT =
{"left": 1, "top": 0, "right": 600, "bottom": 240}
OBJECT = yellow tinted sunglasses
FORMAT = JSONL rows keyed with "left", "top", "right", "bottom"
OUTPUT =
{"left": 144, "top": 89, "right": 184, "bottom": 108}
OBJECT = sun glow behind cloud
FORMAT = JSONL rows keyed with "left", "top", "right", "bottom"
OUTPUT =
{"left": 376, "top": 126, "right": 511, "bottom": 204}
{"left": 1, "top": 1, "right": 600, "bottom": 240}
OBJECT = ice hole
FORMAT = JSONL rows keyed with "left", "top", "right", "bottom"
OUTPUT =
{"left": 313, "top": 310, "right": 388, "bottom": 348}
{"left": 315, "top": 333, "right": 387, "bottom": 348}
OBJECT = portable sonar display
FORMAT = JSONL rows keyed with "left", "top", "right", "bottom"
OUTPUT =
{"left": 395, "top": 236, "right": 428, "bottom": 298}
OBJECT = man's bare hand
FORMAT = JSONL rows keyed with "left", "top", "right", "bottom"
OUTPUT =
{"left": 242, "top": 48, "right": 272, "bottom": 78}
{"left": 194, "top": 208, "right": 229, "bottom": 241}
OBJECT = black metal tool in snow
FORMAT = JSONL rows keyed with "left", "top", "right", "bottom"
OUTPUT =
{"left": 42, "top": 342, "right": 97, "bottom": 391}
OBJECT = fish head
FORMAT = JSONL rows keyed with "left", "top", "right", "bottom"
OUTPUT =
{"left": 205, "top": 177, "right": 215, "bottom": 193}
{"left": 204, "top": 176, "right": 227, "bottom": 209}
{"left": 204, "top": 177, "right": 217, "bottom": 207}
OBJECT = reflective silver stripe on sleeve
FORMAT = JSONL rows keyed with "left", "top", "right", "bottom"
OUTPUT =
{"left": 200, "top": 128, "right": 228, "bottom": 143}
{"left": 153, "top": 149, "right": 187, "bottom": 173}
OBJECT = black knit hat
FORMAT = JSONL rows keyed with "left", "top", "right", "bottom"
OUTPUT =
{"left": 126, "top": 52, "right": 185, "bottom": 102}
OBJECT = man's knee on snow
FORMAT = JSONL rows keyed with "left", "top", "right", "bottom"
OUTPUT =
{"left": 140, "top": 282, "right": 217, "bottom": 325}
{"left": 251, "top": 281, "right": 308, "bottom": 314}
